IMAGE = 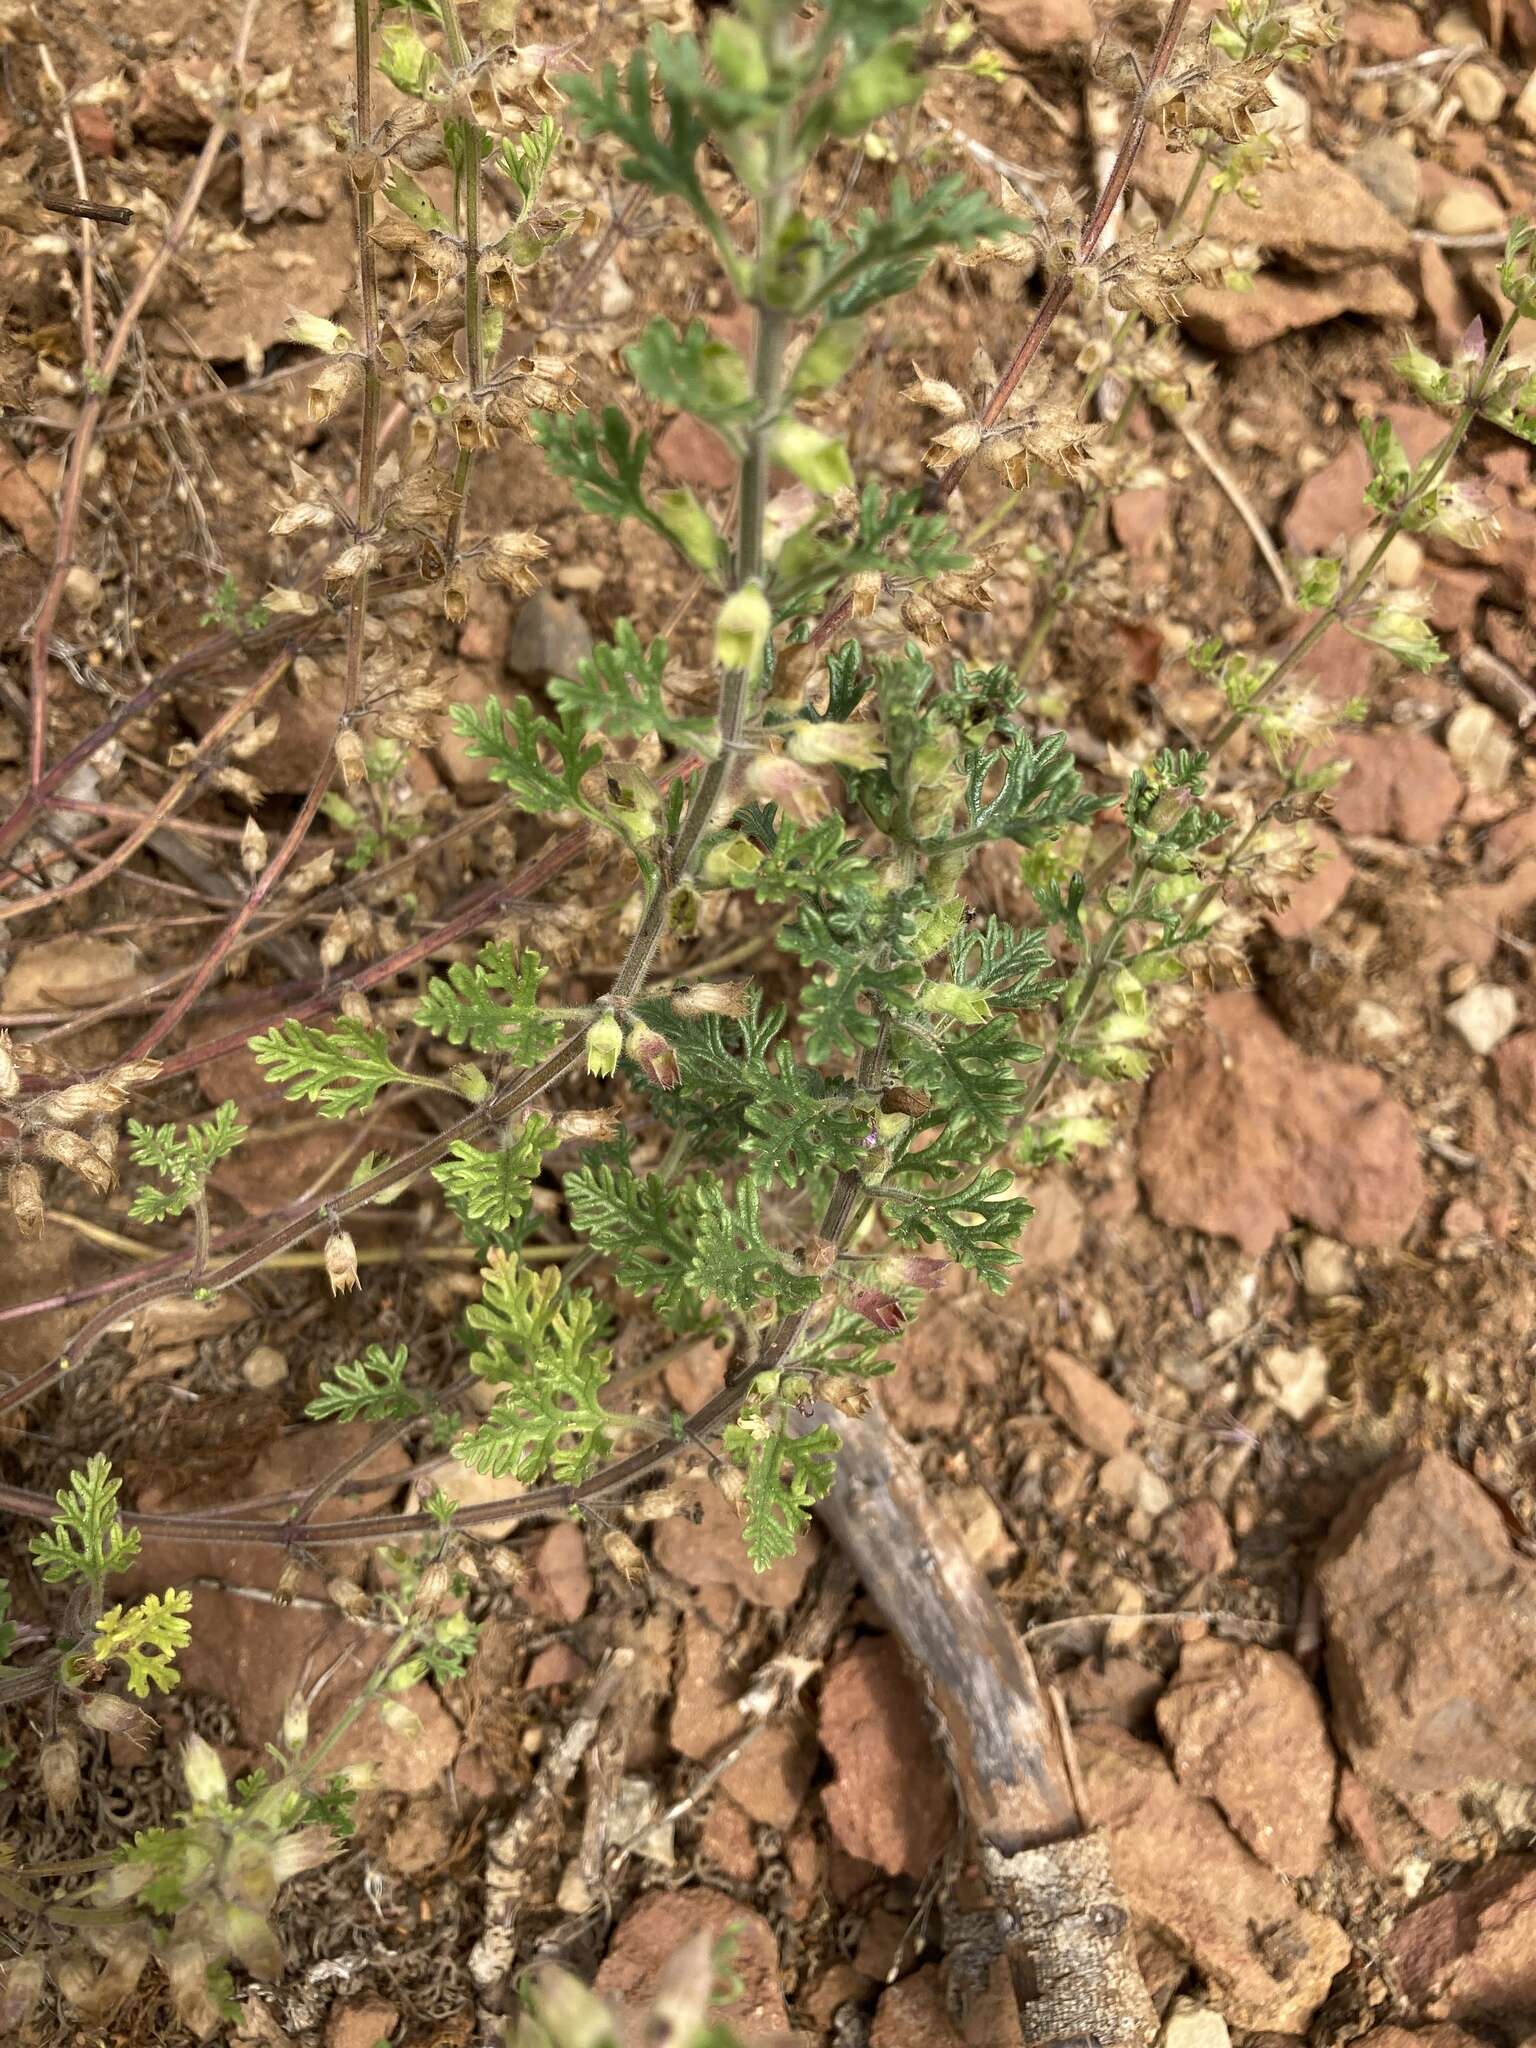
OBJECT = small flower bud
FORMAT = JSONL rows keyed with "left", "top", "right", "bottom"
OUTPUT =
{"left": 713, "top": 583, "right": 771, "bottom": 675}
{"left": 281, "top": 1694, "right": 310, "bottom": 1752}
{"left": 786, "top": 719, "right": 885, "bottom": 771}
{"left": 379, "top": 1697, "right": 422, "bottom": 1739}
{"left": 338, "top": 989, "right": 371, "bottom": 1026}
{"left": 349, "top": 147, "right": 383, "bottom": 193}
{"left": 673, "top": 980, "right": 751, "bottom": 1020}
{"left": 448, "top": 1062, "right": 489, "bottom": 1102}
{"left": 271, "top": 1823, "right": 340, "bottom": 1882}
{"left": 41, "top": 1735, "right": 81, "bottom": 1814}
{"left": 326, "top": 1575, "right": 370, "bottom": 1618}
{"left": 325, "top": 1228, "right": 359, "bottom": 1294}
{"left": 625, "top": 1022, "right": 679, "bottom": 1090}
{"left": 8, "top": 1162, "right": 44, "bottom": 1239}
{"left": 335, "top": 729, "right": 367, "bottom": 788}
{"left": 181, "top": 1732, "right": 229, "bottom": 1806}
{"left": 555, "top": 1107, "right": 621, "bottom": 1143}
{"left": 699, "top": 835, "right": 765, "bottom": 887}
{"left": 585, "top": 1012, "right": 623, "bottom": 1078}
{"left": 602, "top": 1529, "right": 647, "bottom": 1585}
{"left": 240, "top": 815, "right": 268, "bottom": 878}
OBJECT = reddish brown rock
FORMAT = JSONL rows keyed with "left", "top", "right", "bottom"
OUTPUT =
{"left": 1265, "top": 832, "right": 1354, "bottom": 940}
{"left": 1316, "top": 1453, "right": 1536, "bottom": 1799}
{"left": 327, "top": 1996, "right": 399, "bottom": 2048}
{"left": 1345, "top": 4, "right": 1430, "bottom": 57}
{"left": 1061, "top": 1657, "right": 1162, "bottom": 1733}
{"left": 526, "top": 1643, "right": 588, "bottom": 1689}
{"left": 213, "top": 1124, "right": 359, "bottom": 1218}
{"left": 656, "top": 415, "right": 734, "bottom": 493}
{"left": 1040, "top": 1348, "right": 1136, "bottom": 1458}
{"left": 1178, "top": 267, "right": 1414, "bottom": 353}
{"left": 1283, "top": 408, "right": 1444, "bottom": 552}
{"left": 670, "top": 1613, "right": 816, "bottom": 1828}
{"left": 1078, "top": 1726, "right": 1350, "bottom": 2032}
{"left": 1173, "top": 1499, "right": 1236, "bottom": 1578}
{"left": 698, "top": 1797, "right": 757, "bottom": 1882}
{"left": 596, "top": 1888, "right": 792, "bottom": 2038}
{"left": 1111, "top": 487, "right": 1170, "bottom": 558}
{"left": 1136, "top": 136, "right": 1411, "bottom": 277}
{"left": 1156, "top": 1641, "right": 1335, "bottom": 1878}
{"left": 1493, "top": 1031, "right": 1536, "bottom": 1122}
{"left": 1331, "top": 731, "right": 1462, "bottom": 847}
{"left": 871, "top": 1968, "right": 965, "bottom": 2048}
{"left": 975, "top": 0, "right": 1097, "bottom": 55}
{"left": 819, "top": 1637, "right": 955, "bottom": 1877}
{"left": 1387, "top": 1858, "right": 1536, "bottom": 2024}
{"left": 1006, "top": 1175, "right": 1084, "bottom": 1276}
{"left": 526, "top": 1521, "right": 592, "bottom": 1624}
{"left": 654, "top": 1476, "right": 820, "bottom": 1609}
{"left": 71, "top": 103, "right": 120, "bottom": 158}
{"left": 1138, "top": 992, "right": 1425, "bottom": 1258}
{"left": 1435, "top": 859, "right": 1536, "bottom": 971}
{"left": 131, "top": 62, "right": 215, "bottom": 146}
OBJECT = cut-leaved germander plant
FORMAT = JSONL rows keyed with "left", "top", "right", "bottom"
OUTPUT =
{"left": 4, "top": 0, "right": 1536, "bottom": 2035}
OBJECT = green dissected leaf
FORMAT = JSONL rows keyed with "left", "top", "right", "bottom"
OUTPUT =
{"left": 416, "top": 944, "right": 566, "bottom": 1060}
{"left": 564, "top": 43, "right": 712, "bottom": 222}
{"left": 740, "top": 812, "right": 875, "bottom": 907}
{"left": 500, "top": 113, "right": 560, "bottom": 219}
{"left": 897, "top": 1012, "right": 1039, "bottom": 1151}
{"left": 306, "top": 1344, "right": 423, "bottom": 1424}
{"left": 564, "top": 1164, "right": 705, "bottom": 1327}
{"left": 626, "top": 318, "right": 754, "bottom": 427}
{"left": 951, "top": 916, "right": 1064, "bottom": 1009}
{"left": 127, "top": 1100, "right": 247, "bottom": 1221}
{"left": 782, "top": 896, "right": 924, "bottom": 1063}
{"left": 448, "top": 694, "right": 602, "bottom": 818}
{"left": 633, "top": 995, "right": 866, "bottom": 1183}
{"left": 686, "top": 1176, "right": 821, "bottom": 1317}
{"left": 432, "top": 1117, "right": 555, "bottom": 1232}
{"left": 824, "top": 0, "right": 930, "bottom": 56}
{"left": 723, "top": 1410, "right": 840, "bottom": 1570}
{"left": 455, "top": 1252, "right": 615, "bottom": 1483}
{"left": 88, "top": 1590, "right": 193, "bottom": 1698}
{"left": 250, "top": 1017, "right": 412, "bottom": 1120}
{"left": 817, "top": 176, "right": 1011, "bottom": 317}
{"left": 30, "top": 1455, "right": 139, "bottom": 1591}
{"left": 771, "top": 486, "right": 970, "bottom": 614}
{"left": 881, "top": 1167, "right": 1034, "bottom": 1292}
{"left": 533, "top": 404, "right": 656, "bottom": 529}
{"left": 547, "top": 619, "right": 717, "bottom": 751}
{"left": 962, "top": 730, "right": 1106, "bottom": 846}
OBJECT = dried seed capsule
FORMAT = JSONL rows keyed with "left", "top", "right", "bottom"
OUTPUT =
{"left": 324, "top": 1229, "right": 359, "bottom": 1294}
{"left": 602, "top": 1530, "right": 646, "bottom": 1585}
{"left": 8, "top": 1162, "right": 44, "bottom": 1239}
{"left": 41, "top": 1736, "right": 81, "bottom": 1815}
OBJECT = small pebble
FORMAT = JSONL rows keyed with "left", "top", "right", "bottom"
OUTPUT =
{"left": 1445, "top": 983, "right": 1519, "bottom": 1055}
{"left": 1457, "top": 62, "right": 1506, "bottom": 124}
{"left": 242, "top": 1345, "right": 288, "bottom": 1389}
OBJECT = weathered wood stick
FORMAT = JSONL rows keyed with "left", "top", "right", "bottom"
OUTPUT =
{"left": 804, "top": 1398, "right": 1155, "bottom": 2048}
